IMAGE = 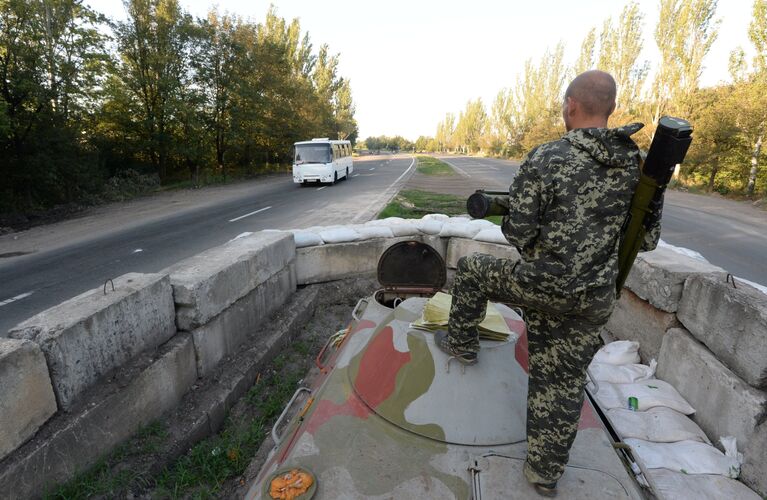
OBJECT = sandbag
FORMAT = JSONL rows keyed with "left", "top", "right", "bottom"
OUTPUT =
{"left": 592, "top": 340, "right": 641, "bottom": 365}
{"left": 423, "top": 213, "right": 449, "bottom": 222}
{"left": 648, "top": 468, "right": 761, "bottom": 500}
{"left": 593, "top": 380, "right": 695, "bottom": 415}
{"left": 625, "top": 438, "right": 742, "bottom": 478}
{"left": 291, "top": 230, "right": 324, "bottom": 248}
{"left": 468, "top": 218, "right": 495, "bottom": 229}
{"left": 588, "top": 360, "right": 656, "bottom": 383}
{"left": 389, "top": 223, "right": 419, "bottom": 236}
{"left": 438, "top": 222, "right": 482, "bottom": 239}
{"left": 473, "top": 226, "right": 509, "bottom": 245}
{"left": 416, "top": 219, "right": 444, "bottom": 235}
{"left": 318, "top": 227, "right": 360, "bottom": 243}
{"left": 366, "top": 217, "right": 405, "bottom": 226}
{"left": 607, "top": 407, "right": 710, "bottom": 444}
{"left": 355, "top": 225, "right": 394, "bottom": 239}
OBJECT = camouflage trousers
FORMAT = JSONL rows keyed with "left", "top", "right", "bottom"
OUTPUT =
{"left": 448, "top": 253, "right": 616, "bottom": 483}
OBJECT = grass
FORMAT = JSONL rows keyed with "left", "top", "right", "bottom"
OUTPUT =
{"left": 45, "top": 347, "right": 310, "bottom": 499}
{"left": 378, "top": 189, "right": 466, "bottom": 219}
{"left": 377, "top": 189, "right": 503, "bottom": 226}
{"left": 415, "top": 156, "right": 456, "bottom": 176}
{"left": 44, "top": 421, "right": 169, "bottom": 499}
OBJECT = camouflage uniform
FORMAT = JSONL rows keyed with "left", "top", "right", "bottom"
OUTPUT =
{"left": 447, "top": 123, "right": 661, "bottom": 484}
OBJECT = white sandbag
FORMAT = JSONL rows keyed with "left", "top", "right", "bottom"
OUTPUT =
{"left": 625, "top": 438, "right": 742, "bottom": 478}
{"left": 291, "top": 230, "right": 324, "bottom": 248}
{"left": 607, "top": 407, "right": 710, "bottom": 444}
{"left": 593, "top": 380, "right": 695, "bottom": 415}
{"left": 468, "top": 218, "right": 495, "bottom": 229}
{"left": 318, "top": 227, "right": 360, "bottom": 243}
{"left": 389, "top": 223, "right": 419, "bottom": 236}
{"left": 365, "top": 217, "right": 405, "bottom": 226}
{"left": 355, "top": 225, "right": 394, "bottom": 239}
{"left": 423, "top": 213, "right": 450, "bottom": 222}
{"left": 592, "top": 340, "right": 641, "bottom": 365}
{"left": 473, "top": 226, "right": 509, "bottom": 244}
{"left": 438, "top": 222, "right": 482, "bottom": 239}
{"left": 588, "top": 360, "right": 656, "bottom": 383}
{"left": 648, "top": 468, "right": 761, "bottom": 500}
{"left": 416, "top": 219, "right": 444, "bottom": 235}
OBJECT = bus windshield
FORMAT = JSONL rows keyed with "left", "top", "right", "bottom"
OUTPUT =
{"left": 295, "top": 144, "right": 331, "bottom": 165}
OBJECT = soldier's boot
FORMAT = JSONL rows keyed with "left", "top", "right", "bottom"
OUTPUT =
{"left": 531, "top": 481, "right": 557, "bottom": 497}
{"left": 433, "top": 330, "right": 477, "bottom": 365}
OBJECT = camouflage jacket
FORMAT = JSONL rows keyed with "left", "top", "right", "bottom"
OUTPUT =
{"left": 502, "top": 123, "right": 662, "bottom": 295}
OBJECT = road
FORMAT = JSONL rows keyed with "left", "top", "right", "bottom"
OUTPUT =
{"left": 0, "top": 155, "right": 415, "bottom": 334}
{"left": 440, "top": 155, "right": 767, "bottom": 287}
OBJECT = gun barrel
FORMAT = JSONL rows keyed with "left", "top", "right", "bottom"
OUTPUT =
{"left": 467, "top": 191, "right": 509, "bottom": 218}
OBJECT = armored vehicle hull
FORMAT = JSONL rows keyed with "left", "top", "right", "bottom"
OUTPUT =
{"left": 247, "top": 242, "right": 644, "bottom": 499}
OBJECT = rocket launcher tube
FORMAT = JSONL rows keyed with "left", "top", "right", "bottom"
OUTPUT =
{"left": 467, "top": 190, "right": 510, "bottom": 218}
{"left": 615, "top": 116, "right": 693, "bottom": 293}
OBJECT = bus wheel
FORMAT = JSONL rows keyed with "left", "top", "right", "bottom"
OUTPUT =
{"left": 332, "top": 172, "right": 338, "bottom": 185}
{"left": 345, "top": 167, "right": 349, "bottom": 180}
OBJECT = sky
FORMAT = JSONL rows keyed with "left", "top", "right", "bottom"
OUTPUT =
{"left": 87, "top": 0, "right": 756, "bottom": 140}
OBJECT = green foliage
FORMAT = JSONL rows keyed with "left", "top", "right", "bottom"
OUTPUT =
{"left": 0, "top": 2, "right": 358, "bottom": 214}
{"left": 415, "top": 156, "right": 456, "bottom": 176}
{"left": 363, "top": 134, "right": 413, "bottom": 151}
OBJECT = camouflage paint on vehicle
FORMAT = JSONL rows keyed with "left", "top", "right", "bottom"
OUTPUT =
{"left": 247, "top": 293, "right": 643, "bottom": 499}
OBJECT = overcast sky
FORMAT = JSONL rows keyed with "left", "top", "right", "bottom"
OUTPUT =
{"left": 88, "top": 0, "right": 755, "bottom": 140}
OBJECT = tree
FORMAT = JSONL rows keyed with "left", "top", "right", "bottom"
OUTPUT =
{"left": 649, "top": 0, "right": 719, "bottom": 135}
{"left": 596, "top": 2, "right": 649, "bottom": 114}
{"left": 114, "top": 0, "right": 194, "bottom": 180}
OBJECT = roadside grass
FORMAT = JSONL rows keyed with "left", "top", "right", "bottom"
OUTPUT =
{"left": 44, "top": 421, "right": 169, "bottom": 499}
{"left": 153, "top": 358, "right": 304, "bottom": 499}
{"left": 415, "top": 156, "right": 456, "bottom": 176}
{"left": 44, "top": 347, "right": 310, "bottom": 499}
{"left": 378, "top": 189, "right": 466, "bottom": 218}
{"left": 378, "top": 189, "right": 503, "bottom": 226}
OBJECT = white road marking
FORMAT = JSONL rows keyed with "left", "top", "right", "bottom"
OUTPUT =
{"left": 351, "top": 156, "right": 416, "bottom": 224}
{"left": 0, "top": 291, "right": 33, "bottom": 307}
{"left": 132, "top": 248, "right": 143, "bottom": 253}
{"left": 352, "top": 174, "right": 360, "bottom": 177}
{"left": 440, "top": 158, "right": 471, "bottom": 178}
{"left": 488, "top": 166, "right": 499, "bottom": 170}
{"left": 228, "top": 206, "right": 272, "bottom": 222}
{"left": 369, "top": 167, "right": 376, "bottom": 171}
{"left": 317, "top": 186, "right": 327, "bottom": 191}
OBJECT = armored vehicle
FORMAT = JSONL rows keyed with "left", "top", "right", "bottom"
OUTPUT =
{"left": 246, "top": 241, "right": 645, "bottom": 499}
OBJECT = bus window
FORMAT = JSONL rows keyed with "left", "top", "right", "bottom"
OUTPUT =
{"left": 295, "top": 144, "right": 330, "bottom": 164}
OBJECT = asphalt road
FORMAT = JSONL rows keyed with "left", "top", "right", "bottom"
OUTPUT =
{"left": 440, "top": 155, "right": 767, "bottom": 287}
{"left": 0, "top": 155, "right": 415, "bottom": 334}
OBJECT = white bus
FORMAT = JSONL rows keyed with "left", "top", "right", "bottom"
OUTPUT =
{"left": 292, "top": 138, "right": 353, "bottom": 186}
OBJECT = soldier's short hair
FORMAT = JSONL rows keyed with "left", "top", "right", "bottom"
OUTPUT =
{"left": 564, "top": 70, "right": 617, "bottom": 119}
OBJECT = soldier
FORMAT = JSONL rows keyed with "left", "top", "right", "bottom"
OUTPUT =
{"left": 435, "top": 70, "right": 661, "bottom": 497}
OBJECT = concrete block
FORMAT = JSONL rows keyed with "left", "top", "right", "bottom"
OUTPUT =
{"left": 168, "top": 231, "right": 295, "bottom": 330}
{"left": 9, "top": 273, "right": 175, "bottom": 409}
{"left": 0, "top": 333, "right": 196, "bottom": 499}
{"left": 295, "top": 235, "right": 446, "bottom": 285}
{"left": 605, "top": 289, "right": 680, "bottom": 362}
{"left": 0, "top": 339, "right": 57, "bottom": 460}
{"left": 677, "top": 274, "right": 767, "bottom": 387}
{"left": 446, "top": 238, "right": 521, "bottom": 269}
{"left": 191, "top": 264, "right": 297, "bottom": 376}
{"left": 656, "top": 328, "right": 767, "bottom": 452}
{"left": 741, "top": 423, "right": 767, "bottom": 497}
{"left": 624, "top": 246, "right": 726, "bottom": 312}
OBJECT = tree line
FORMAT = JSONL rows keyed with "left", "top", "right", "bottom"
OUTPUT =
{"left": 0, "top": 0, "right": 358, "bottom": 214}
{"left": 423, "top": 0, "right": 766, "bottom": 197}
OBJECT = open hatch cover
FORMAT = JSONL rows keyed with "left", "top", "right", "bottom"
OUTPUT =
{"left": 377, "top": 240, "right": 446, "bottom": 292}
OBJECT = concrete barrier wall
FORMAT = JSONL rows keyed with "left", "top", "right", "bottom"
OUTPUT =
{"left": 9, "top": 273, "right": 176, "bottom": 409}
{"left": 1, "top": 224, "right": 766, "bottom": 497}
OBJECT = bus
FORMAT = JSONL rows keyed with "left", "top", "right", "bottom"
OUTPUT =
{"left": 292, "top": 138, "right": 353, "bottom": 186}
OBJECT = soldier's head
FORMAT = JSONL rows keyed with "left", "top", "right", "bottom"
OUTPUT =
{"left": 562, "top": 70, "right": 617, "bottom": 131}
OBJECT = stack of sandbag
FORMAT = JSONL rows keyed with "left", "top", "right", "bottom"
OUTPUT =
{"left": 588, "top": 341, "right": 758, "bottom": 500}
